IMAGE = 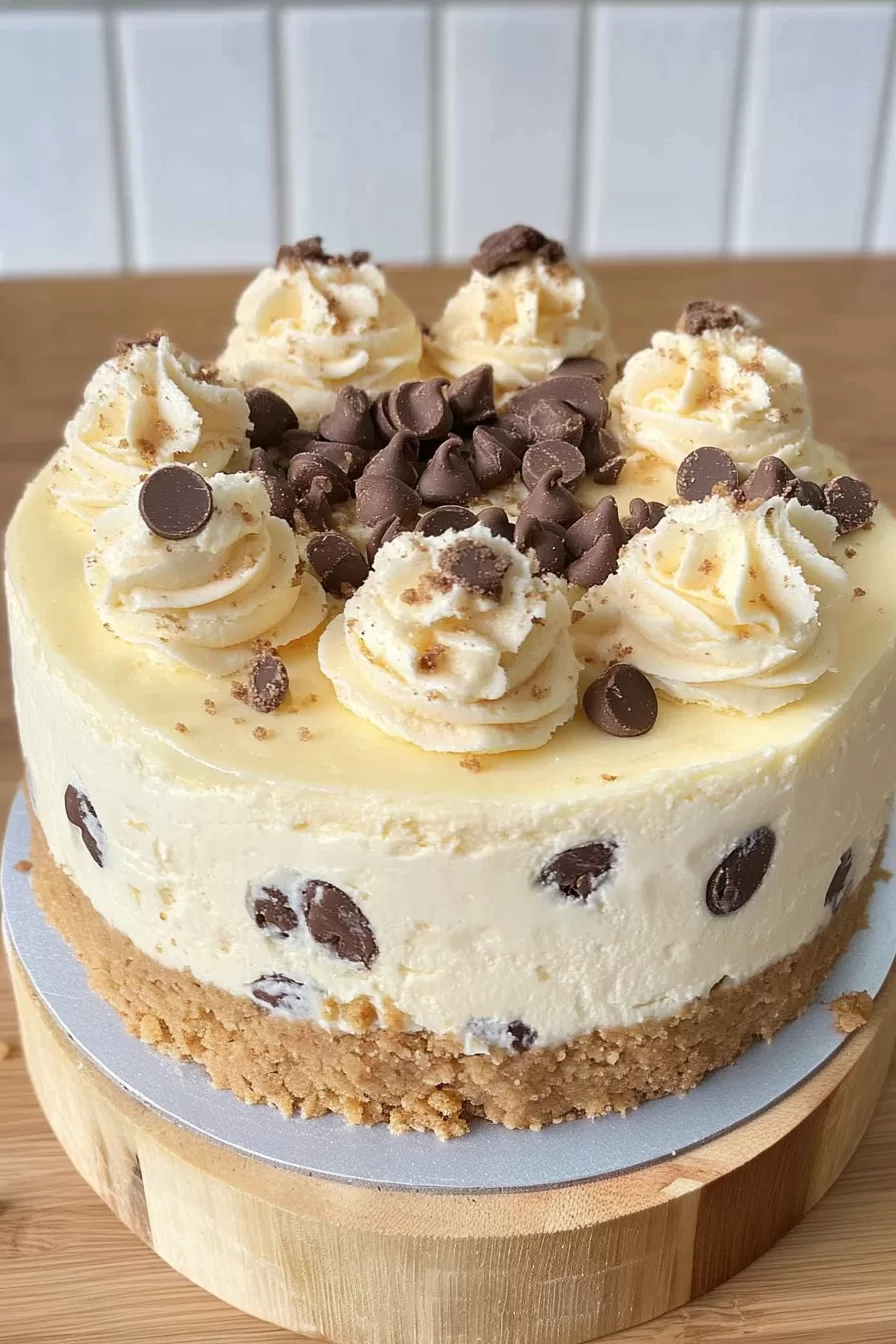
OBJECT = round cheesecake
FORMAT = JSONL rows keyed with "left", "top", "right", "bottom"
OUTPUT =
{"left": 7, "top": 240, "right": 895, "bottom": 1137}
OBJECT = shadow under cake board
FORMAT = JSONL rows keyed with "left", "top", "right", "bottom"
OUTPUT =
{"left": 4, "top": 789, "right": 895, "bottom": 1193}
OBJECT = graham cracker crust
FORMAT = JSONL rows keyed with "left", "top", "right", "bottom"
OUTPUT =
{"left": 27, "top": 811, "right": 879, "bottom": 1139}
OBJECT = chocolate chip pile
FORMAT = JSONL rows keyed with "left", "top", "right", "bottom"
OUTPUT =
{"left": 243, "top": 360, "right": 633, "bottom": 598}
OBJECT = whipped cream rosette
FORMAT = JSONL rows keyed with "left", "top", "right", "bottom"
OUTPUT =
{"left": 218, "top": 239, "right": 422, "bottom": 427}
{"left": 574, "top": 494, "right": 847, "bottom": 715}
{"left": 52, "top": 334, "right": 249, "bottom": 521}
{"left": 318, "top": 524, "right": 579, "bottom": 752}
{"left": 425, "top": 226, "right": 615, "bottom": 402}
{"left": 85, "top": 469, "right": 326, "bottom": 675}
{"left": 609, "top": 304, "right": 815, "bottom": 474}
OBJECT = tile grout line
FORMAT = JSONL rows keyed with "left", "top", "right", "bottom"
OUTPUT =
{"left": 101, "top": 7, "right": 135, "bottom": 272}
{"left": 720, "top": 0, "right": 756, "bottom": 258}
{"left": 428, "top": 1, "right": 444, "bottom": 262}
{"left": 568, "top": 1, "right": 591, "bottom": 257}
{"left": 861, "top": 1, "right": 896, "bottom": 251}
{"left": 268, "top": 1, "right": 290, "bottom": 249}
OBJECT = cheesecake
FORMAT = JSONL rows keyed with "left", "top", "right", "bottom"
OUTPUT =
{"left": 7, "top": 234, "right": 893, "bottom": 1138}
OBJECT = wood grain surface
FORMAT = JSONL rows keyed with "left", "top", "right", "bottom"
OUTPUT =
{"left": 2, "top": 259, "right": 896, "bottom": 1343}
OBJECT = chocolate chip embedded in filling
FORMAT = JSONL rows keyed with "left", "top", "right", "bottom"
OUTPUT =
{"left": 583, "top": 663, "right": 658, "bottom": 737}
{"left": 438, "top": 537, "right": 511, "bottom": 600}
{"left": 539, "top": 841, "right": 616, "bottom": 902}
{"left": 64, "top": 784, "right": 106, "bottom": 867}
{"left": 705, "top": 826, "right": 776, "bottom": 916}
{"left": 138, "top": 464, "right": 214, "bottom": 541}
{"left": 507, "top": 1020, "right": 537, "bottom": 1052}
{"left": 302, "top": 880, "right": 378, "bottom": 967}
{"left": 247, "top": 648, "right": 289, "bottom": 713}
{"left": 250, "top": 885, "right": 300, "bottom": 938}
{"left": 250, "top": 973, "right": 320, "bottom": 1019}
{"left": 676, "top": 446, "right": 739, "bottom": 502}
{"left": 825, "top": 849, "right": 854, "bottom": 910}
{"left": 468, "top": 1016, "right": 538, "bottom": 1053}
{"left": 245, "top": 387, "right": 299, "bottom": 450}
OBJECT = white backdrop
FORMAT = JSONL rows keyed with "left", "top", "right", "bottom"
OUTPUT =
{"left": 1, "top": 1, "right": 895, "bottom": 275}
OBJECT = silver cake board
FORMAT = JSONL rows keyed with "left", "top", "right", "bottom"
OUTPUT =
{"left": 3, "top": 788, "right": 895, "bottom": 1193}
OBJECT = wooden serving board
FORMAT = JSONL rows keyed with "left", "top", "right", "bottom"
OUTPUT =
{"left": 4, "top": 945, "right": 896, "bottom": 1344}
{"left": 2, "top": 259, "right": 896, "bottom": 1341}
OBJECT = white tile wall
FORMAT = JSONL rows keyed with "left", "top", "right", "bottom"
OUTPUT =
{"left": 282, "top": 6, "right": 431, "bottom": 262}
{"left": 1, "top": 1, "right": 895, "bottom": 276}
{"left": 117, "top": 7, "right": 278, "bottom": 270}
{"left": 583, "top": 3, "right": 744, "bottom": 256}
{"left": 731, "top": 2, "right": 895, "bottom": 254}
{"left": 0, "top": 11, "right": 120, "bottom": 273}
{"left": 439, "top": 3, "right": 581, "bottom": 259}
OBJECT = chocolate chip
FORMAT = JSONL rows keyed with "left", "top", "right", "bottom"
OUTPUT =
{"left": 510, "top": 375, "right": 607, "bottom": 429}
{"left": 825, "top": 849, "right": 853, "bottom": 910}
{"left": 355, "top": 474, "right": 422, "bottom": 527}
{"left": 250, "top": 973, "right": 318, "bottom": 1018}
{"left": 318, "top": 385, "right": 376, "bottom": 451}
{"left": 522, "top": 440, "right": 586, "bottom": 492}
{"left": 247, "top": 648, "right": 289, "bottom": 712}
{"left": 527, "top": 398, "right": 585, "bottom": 447}
{"left": 514, "top": 515, "right": 567, "bottom": 576}
{"left": 64, "top": 785, "right": 105, "bottom": 867}
{"left": 417, "top": 436, "right": 477, "bottom": 506}
{"left": 471, "top": 224, "right": 565, "bottom": 276}
{"left": 138, "top": 465, "right": 213, "bottom": 541}
{"left": 438, "top": 537, "right": 510, "bottom": 600}
{"left": 251, "top": 887, "right": 299, "bottom": 938}
{"left": 258, "top": 472, "right": 298, "bottom": 522}
{"left": 565, "top": 496, "right": 625, "bottom": 558}
{"left": 679, "top": 299, "right": 743, "bottom": 336}
{"left": 277, "top": 427, "right": 315, "bottom": 463}
{"left": 624, "top": 498, "right": 666, "bottom": 537}
{"left": 470, "top": 424, "right": 521, "bottom": 490}
{"left": 302, "top": 880, "right": 378, "bottom": 966}
{"left": 367, "top": 515, "right": 402, "bottom": 562}
{"left": 742, "top": 456, "right": 800, "bottom": 503}
{"left": 539, "top": 841, "right": 616, "bottom": 902}
{"left": 287, "top": 451, "right": 351, "bottom": 502}
{"left": 517, "top": 465, "right": 582, "bottom": 530}
{"left": 550, "top": 357, "right": 609, "bottom": 382}
{"left": 495, "top": 411, "right": 534, "bottom": 448}
{"left": 416, "top": 506, "right": 477, "bottom": 537}
{"left": 307, "top": 531, "right": 370, "bottom": 595}
{"left": 589, "top": 427, "right": 625, "bottom": 484}
{"left": 676, "top": 446, "right": 739, "bottom": 502}
{"left": 446, "top": 365, "right": 496, "bottom": 428}
{"left": 372, "top": 391, "right": 397, "bottom": 443}
{"left": 362, "top": 430, "right": 420, "bottom": 486}
{"left": 566, "top": 534, "right": 619, "bottom": 588}
{"left": 823, "top": 476, "right": 876, "bottom": 535}
{"left": 246, "top": 387, "right": 299, "bottom": 450}
{"left": 388, "top": 378, "right": 452, "bottom": 440}
{"left": 507, "top": 1020, "right": 537, "bottom": 1052}
{"left": 478, "top": 506, "right": 515, "bottom": 542}
{"left": 294, "top": 477, "right": 334, "bottom": 533}
{"left": 583, "top": 663, "right": 657, "bottom": 736}
{"left": 310, "top": 439, "right": 370, "bottom": 480}
{"left": 276, "top": 237, "right": 370, "bottom": 269}
{"left": 796, "top": 478, "right": 826, "bottom": 511}
{"left": 706, "top": 827, "right": 776, "bottom": 917}
{"left": 249, "top": 446, "right": 276, "bottom": 475}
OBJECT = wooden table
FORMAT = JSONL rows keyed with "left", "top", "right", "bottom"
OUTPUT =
{"left": 2, "top": 258, "right": 896, "bottom": 1343}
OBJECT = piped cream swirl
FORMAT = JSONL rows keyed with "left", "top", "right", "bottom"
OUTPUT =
{"left": 85, "top": 471, "right": 326, "bottom": 675}
{"left": 574, "top": 495, "right": 847, "bottom": 715}
{"left": 51, "top": 336, "right": 249, "bottom": 522}
{"left": 424, "top": 256, "right": 615, "bottom": 402}
{"left": 218, "top": 254, "right": 422, "bottom": 427}
{"left": 609, "top": 322, "right": 814, "bottom": 473}
{"left": 318, "top": 525, "right": 579, "bottom": 752}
